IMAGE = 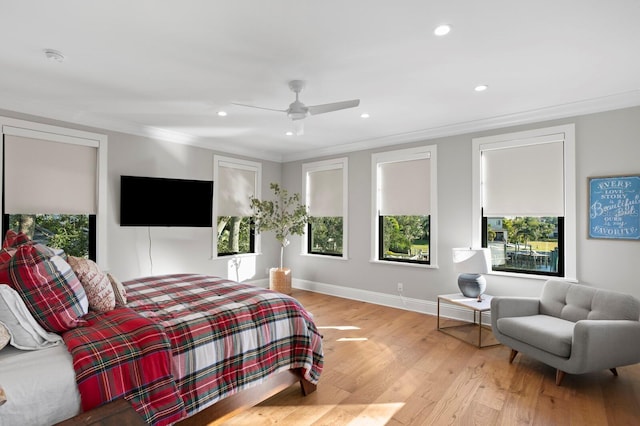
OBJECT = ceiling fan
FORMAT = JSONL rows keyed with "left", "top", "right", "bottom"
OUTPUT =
{"left": 232, "top": 80, "right": 360, "bottom": 135}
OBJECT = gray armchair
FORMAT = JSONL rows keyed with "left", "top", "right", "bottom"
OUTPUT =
{"left": 491, "top": 279, "right": 640, "bottom": 385}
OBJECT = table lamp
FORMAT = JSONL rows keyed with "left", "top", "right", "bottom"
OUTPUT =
{"left": 452, "top": 248, "right": 491, "bottom": 300}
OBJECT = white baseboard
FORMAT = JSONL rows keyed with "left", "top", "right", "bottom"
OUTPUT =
{"left": 291, "top": 278, "right": 492, "bottom": 324}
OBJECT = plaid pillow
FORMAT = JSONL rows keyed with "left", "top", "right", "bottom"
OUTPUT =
{"left": 2, "top": 230, "right": 31, "bottom": 249}
{"left": 0, "top": 247, "right": 17, "bottom": 286}
{"left": 9, "top": 243, "right": 88, "bottom": 333}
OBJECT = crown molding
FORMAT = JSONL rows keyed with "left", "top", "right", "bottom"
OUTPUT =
{"left": 2, "top": 90, "right": 639, "bottom": 164}
{"left": 281, "top": 90, "right": 640, "bottom": 162}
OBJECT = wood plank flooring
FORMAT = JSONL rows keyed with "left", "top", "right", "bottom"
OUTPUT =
{"left": 221, "top": 290, "right": 640, "bottom": 425}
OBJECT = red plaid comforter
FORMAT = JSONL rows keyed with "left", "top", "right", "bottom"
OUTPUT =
{"left": 124, "top": 274, "right": 324, "bottom": 416}
{"left": 64, "top": 274, "right": 323, "bottom": 424}
{"left": 62, "top": 307, "right": 187, "bottom": 425}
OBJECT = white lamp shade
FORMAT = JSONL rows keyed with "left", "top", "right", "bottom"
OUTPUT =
{"left": 452, "top": 248, "right": 491, "bottom": 274}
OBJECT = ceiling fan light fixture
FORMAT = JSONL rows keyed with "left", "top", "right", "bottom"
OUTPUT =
{"left": 287, "top": 111, "right": 307, "bottom": 120}
{"left": 434, "top": 24, "right": 451, "bottom": 36}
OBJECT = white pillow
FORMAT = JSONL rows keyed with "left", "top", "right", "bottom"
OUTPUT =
{"left": 0, "top": 285, "right": 62, "bottom": 350}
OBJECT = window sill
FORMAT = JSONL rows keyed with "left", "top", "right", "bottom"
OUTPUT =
{"left": 369, "top": 259, "right": 438, "bottom": 269}
{"left": 212, "top": 252, "right": 260, "bottom": 261}
{"left": 301, "top": 253, "right": 349, "bottom": 261}
{"left": 487, "top": 270, "right": 577, "bottom": 282}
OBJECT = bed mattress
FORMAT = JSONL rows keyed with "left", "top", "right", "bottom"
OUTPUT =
{"left": 0, "top": 344, "right": 81, "bottom": 425}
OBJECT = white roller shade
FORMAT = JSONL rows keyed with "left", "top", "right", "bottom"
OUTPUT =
{"left": 482, "top": 140, "right": 564, "bottom": 217}
{"left": 308, "top": 168, "right": 343, "bottom": 217}
{"left": 217, "top": 164, "right": 256, "bottom": 216}
{"left": 4, "top": 135, "right": 97, "bottom": 214}
{"left": 380, "top": 158, "right": 430, "bottom": 216}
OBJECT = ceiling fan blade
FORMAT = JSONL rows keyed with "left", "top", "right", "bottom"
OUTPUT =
{"left": 294, "top": 120, "right": 304, "bottom": 136}
{"left": 308, "top": 99, "right": 360, "bottom": 116}
{"left": 231, "top": 102, "right": 286, "bottom": 113}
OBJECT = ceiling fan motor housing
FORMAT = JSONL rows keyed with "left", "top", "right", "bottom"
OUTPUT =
{"left": 287, "top": 100, "right": 309, "bottom": 120}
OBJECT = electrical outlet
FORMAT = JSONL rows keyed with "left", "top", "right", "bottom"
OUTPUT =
{"left": 397, "top": 282, "right": 403, "bottom": 292}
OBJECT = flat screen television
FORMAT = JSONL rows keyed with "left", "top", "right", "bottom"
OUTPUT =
{"left": 120, "top": 175, "right": 213, "bottom": 227}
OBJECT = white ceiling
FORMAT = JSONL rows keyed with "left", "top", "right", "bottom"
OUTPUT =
{"left": 1, "top": 1, "right": 639, "bottom": 162}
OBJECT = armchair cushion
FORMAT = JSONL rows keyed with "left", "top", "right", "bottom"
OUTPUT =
{"left": 497, "top": 315, "right": 574, "bottom": 357}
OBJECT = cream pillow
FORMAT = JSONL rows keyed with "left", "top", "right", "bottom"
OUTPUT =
{"left": 0, "top": 322, "right": 9, "bottom": 351}
{"left": 107, "top": 273, "right": 127, "bottom": 305}
{"left": 67, "top": 256, "right": 115, "bottom": 313}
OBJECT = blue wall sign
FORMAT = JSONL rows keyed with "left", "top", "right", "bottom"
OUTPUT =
{"left": 589, "top": 175, "right": 640, "bottom": 240}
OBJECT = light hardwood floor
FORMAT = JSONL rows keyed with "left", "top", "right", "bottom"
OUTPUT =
{"left": 222, "top": 290, "right": 640, "bottom": 425}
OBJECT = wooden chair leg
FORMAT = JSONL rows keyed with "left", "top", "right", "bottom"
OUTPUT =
{"left": 610, "top": 368, "right": 618, "bottom": 377}
{"left": 509, "top": 349, "right": 518, "bottom": 364}
{"left": 555, "top": 370, "right": 566, "bottom": 386}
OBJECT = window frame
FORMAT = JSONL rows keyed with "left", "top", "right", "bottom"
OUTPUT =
{"left": 471, "top": 124, "right": 576, "bottom": 280}
{"left": 0, "top": 116, "right": 107, "bottom": 267}
{"left": 371, "top": 145, "right": 438, "bottom": 268}
{"left": 213, "top": 155, "right": 262, "bottom": 258}
{"left": 302, "top": 157, "right": 348, "bottom": 259}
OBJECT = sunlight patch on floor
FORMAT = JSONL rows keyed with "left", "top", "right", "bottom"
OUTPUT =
{"left": 345, "top": 402, "right": 406, "bottom": 425}
{"left": 317, "top": 325, "right": 361, "bottom": 331}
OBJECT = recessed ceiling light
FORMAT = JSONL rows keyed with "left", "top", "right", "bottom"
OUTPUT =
{"left": 43, "top": 49, "right": 65, "bottom": 63}
{"left": 360, "top": 113, "right": 370, "bottom": 119}
{"left": 217, "top": 111, "right": 227, "bottom": 117}
{"left": 285, "top": 131, "right": 294, "bottom": 136}
{"left": 475, "top": 84, "right": 488, "bottom": 92}
{"left": 434, "top": 24, "right": 451, "bottom": 36}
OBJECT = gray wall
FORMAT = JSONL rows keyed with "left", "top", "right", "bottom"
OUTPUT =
{"left": 282, "top": 106, "right": 640, "bottom": 301}
{"left": 0, "top": 108, "right": 282, "bottom": 283}
{"left": 2, "top": 106, "right": 639, "bottom": 301}
{"left": 106, "top": 133, "right": 282, "bottom": 281}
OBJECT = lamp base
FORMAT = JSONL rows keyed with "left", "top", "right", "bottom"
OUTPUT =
{"left": 457, "top": 273, "right": 486, "bottom": 298}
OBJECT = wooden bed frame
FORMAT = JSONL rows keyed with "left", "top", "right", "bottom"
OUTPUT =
{"left": 177, "top": 368, "right": 317, "bottom": 425}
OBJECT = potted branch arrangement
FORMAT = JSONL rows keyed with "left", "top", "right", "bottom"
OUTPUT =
{"left": 250, "top": 183, "right": 308, "bottom": 294}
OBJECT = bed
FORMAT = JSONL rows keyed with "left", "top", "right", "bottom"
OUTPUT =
{"left": 0, "top": 269, "right": 323, "bottom": 425}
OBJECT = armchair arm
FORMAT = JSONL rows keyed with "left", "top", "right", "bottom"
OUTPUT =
{"left": 570, "top": 320, "right": 640, "bottom": 373}
{"left": 491, "top": 297, "right": 540, "bottom": 320}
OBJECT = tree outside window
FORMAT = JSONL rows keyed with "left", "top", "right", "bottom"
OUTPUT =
{"left": 308, "top": 217, "right": 343, "bottom": 256}
{"left": 380, "top": 215, "right": 429, "bottom": 263}
{"left": 8, "top": 214, "right": 91, "bottom": 258}
{"left": 216, "top": 216, "right": 254, "bottom": 255}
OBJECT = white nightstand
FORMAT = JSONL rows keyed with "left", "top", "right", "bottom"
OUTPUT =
{"left": 437, "top": 293, "right": 499, "bottom": 348}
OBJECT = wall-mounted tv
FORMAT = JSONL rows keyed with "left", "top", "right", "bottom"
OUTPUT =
{"left": 120, "top": 175, "right": 213, "bottom": 227}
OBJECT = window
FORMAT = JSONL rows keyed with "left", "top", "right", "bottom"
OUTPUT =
{"left": 371, "top": 146, "right": 437, "bottom": 266}
{"left": 213, "top": 156, "right": 261, "bottom": 257}
{"left": 303, "top": 158, "right": 348, "bottom": 258}
{"left": 1, "top": 119, "right": 107, "bottom": 263}
{"left": 6, "top": 214, "right": 94, "bottom": 258}
{"left": 472, "top": 124, "right": 576, "bottom": 279}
